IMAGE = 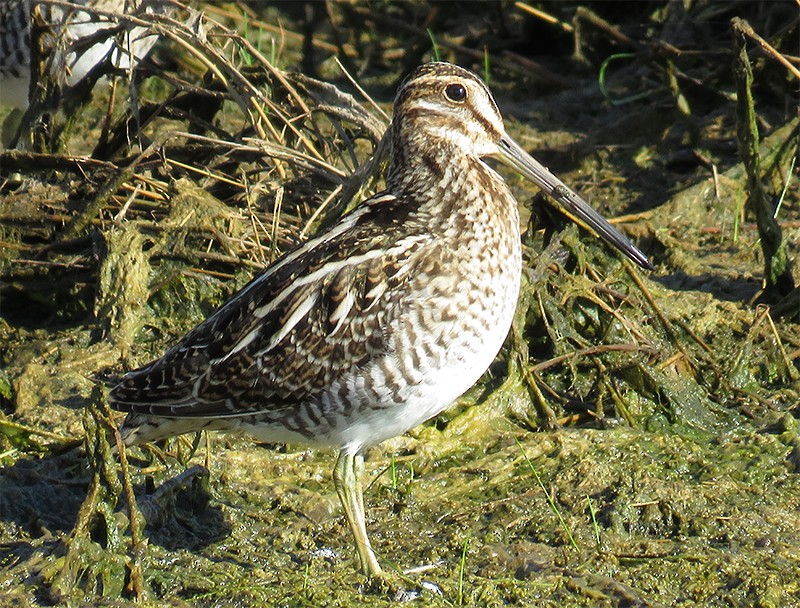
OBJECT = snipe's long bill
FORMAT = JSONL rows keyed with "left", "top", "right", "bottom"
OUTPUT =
{"left": 496, "top": 134, "right": 652, "bottom": 270}
{"left": 109, "top": 62, "right": 651, "bottom": 579}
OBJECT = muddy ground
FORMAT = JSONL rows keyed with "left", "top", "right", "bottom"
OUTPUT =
{"left": 1, "top": 2, "right": 799, "bottom": 607}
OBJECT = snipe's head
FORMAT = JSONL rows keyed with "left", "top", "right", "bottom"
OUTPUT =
{"left": 391, "top": 62, "right": 506, "bottom": 160}
{"left": 390, "top": 62, "right": 652, "bottom": 270}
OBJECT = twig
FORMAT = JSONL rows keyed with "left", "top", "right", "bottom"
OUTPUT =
{"left": 733, "top": 20, "right": 796, "bottom": 297}
{"left": 732, "top": 18, "right": 800, "bottom": 81}
{"left": 761, "top": 305, "right": 800, "bottom": 381}
{"left": 334, "top": 56, "right": 390, "bottom": 123}
{"left": 531, "top": 343, "right": 657, "bottom": 374}
{"left": 201, "top": 2, "right": 338, "bottom": 54}
{"left": 514, "top": 2, "right": 573, "bottom": 33}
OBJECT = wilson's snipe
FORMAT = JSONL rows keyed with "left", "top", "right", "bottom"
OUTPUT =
{"left": 109, "top": 62, "right": 652, "bottom": 578}
{"left": 0, "top": 0, "right": 165, "bottom": 109}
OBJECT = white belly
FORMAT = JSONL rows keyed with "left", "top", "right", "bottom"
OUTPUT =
{"left": 331, "top": 248, "right": 522, "bottom": 451}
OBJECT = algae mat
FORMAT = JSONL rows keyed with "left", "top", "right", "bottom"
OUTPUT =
{"left": 1, "top": 2, "right": 799, "bottom": 606}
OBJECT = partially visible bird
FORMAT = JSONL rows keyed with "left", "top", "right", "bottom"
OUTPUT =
{"left": 0, "top": 0, "right": 166, "bottom": 109}
{"left": 109, "top": 62, "right": 652, "bottom": 578}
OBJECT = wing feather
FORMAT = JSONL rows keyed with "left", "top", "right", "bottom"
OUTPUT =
{"left": 109, "top": 193, "right": 434, "bottom": 418}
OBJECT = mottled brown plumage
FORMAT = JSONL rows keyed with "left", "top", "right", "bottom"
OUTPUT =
{"left": 109, "top": 62, "right": 651, "bottom": 577}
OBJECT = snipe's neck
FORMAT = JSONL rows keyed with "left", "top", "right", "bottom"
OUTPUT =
{"left": 386, "top": 129, "right": 471, "bottom": 201}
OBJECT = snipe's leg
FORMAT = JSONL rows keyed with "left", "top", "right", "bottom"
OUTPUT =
{"left": 333, "top": 450, "right": 382, "bottom": 576}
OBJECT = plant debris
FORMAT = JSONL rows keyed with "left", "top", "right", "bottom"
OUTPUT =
{"left": 0, "top": 2, "right": 798, "bottom": 606}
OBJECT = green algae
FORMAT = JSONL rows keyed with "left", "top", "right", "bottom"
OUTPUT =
{"left": 1, "top": 2, "right": 799, "bottom": 606}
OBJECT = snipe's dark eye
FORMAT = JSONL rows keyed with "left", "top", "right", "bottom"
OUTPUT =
{"left": 444, "top": 83, "right": 467, "bottom": 103}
